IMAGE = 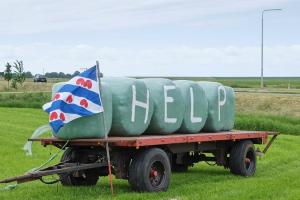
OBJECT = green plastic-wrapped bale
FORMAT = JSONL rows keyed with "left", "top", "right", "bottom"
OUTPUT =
{"left": 173, "top": 80, "right": 208, "bottom": 133}
{"left": 198, "top": 81, "right": 234, "bottom": 132}
{"left": 223, "top": 86, "right": 235, "bottom": 130}
{"left": 102, "top": 77, "right": 154, "bottom": 136}
{"left": 53, "top": 82, "right": 113, "bottom": 139}
{"left": 142, "top": 78, "right": 184, "bottom": 134}
{"left": 51, "top": 82, "right": 66, "bottom": 99}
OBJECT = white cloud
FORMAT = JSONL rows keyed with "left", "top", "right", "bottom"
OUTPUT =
{"left": 1, "top": 43, "right": 299, "bottom": 76}
{"left": 0, "top": 0, "right": 291, "bottom": 34}
{"left": 0, "top": 0, "right": 297, "bottom": 77}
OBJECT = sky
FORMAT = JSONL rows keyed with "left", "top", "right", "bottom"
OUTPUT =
{"left": 0, "top": 0, "right": 299, "bottom": 77}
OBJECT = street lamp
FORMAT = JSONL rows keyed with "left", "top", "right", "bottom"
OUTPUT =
{"left": 261, "top": 9, "right": 282, "bottom": 88}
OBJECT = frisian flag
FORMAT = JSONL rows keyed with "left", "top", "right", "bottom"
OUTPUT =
{"left": 43, "top": 66, "right": 103, "bottom": 133}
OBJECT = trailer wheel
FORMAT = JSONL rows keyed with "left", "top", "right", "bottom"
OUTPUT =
{"left": 229, "top": 140, "right": 256, "bottom": 177}
{"left": 128, "top": 148, "right": 171, "bottom": 192}
{"left": 59, "top": 148, "right": 100, "bottom": 186}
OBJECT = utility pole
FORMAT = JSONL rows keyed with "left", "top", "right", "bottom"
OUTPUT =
{"left": 261, "top": 9, "right": 282, "bottom": 88}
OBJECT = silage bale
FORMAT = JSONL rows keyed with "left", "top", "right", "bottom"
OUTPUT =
{"left": 198, "top": 81, "right": 234, "bottom": 132}
{"left": 52, "top": 82, "right": 113, "bottom": 139}
{"left": 173, "top": 80, "right": 208, "bottom": 133}
{"left": 102, "top": 77, "right": 154, "bottom": 136}
{"left": 223, "top": 86, "right": 235, "bottom": 130}
{"left": 51, "top": 82, "right": 66, "bottom": 99}
{"left": 142, "top": 78, "right": 185, "bottom": 134}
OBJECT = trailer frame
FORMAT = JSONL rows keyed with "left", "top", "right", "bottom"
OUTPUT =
{"left": 0, "top": 130, "right": 278, "bottom": 192}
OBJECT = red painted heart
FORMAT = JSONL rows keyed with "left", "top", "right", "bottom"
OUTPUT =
{"left": 66, "top": 95, "right": 73, "bottom": 103}
{"left": 76, "top": 78, "right": 85, "bottom": 86}
{"left": 85, "top": 80, "right": 92, "bottom": 89}
{"left": 80, "top": 99, "right": 88, "bottom": 108}
{"left": 50, "top": 112, "right": 58, "bottom": 121}
{"left": 53, "top": 93, "right": 60, "bottom": 100}
{"left": 60, "top": 113, "right": 65, "bottom": 121}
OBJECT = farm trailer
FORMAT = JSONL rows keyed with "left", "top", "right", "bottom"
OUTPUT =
{"left": 0, "top": 131, "right": 278, "bottom": 192}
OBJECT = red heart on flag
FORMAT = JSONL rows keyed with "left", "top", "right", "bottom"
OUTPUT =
{"left": 80, "top": 99, "right": 88, "bottom": 108}
{"left": 53, "top": 93, "right": 60, "bottom": 100}
{"left": 85, "top": 80, "right": 92, "bottom": 89}
{"left": 76, "top": 78, "right": 85, "bottom": 86}
{"left": 60, "top": 113, "right": 65, "bottom": 121}
{"left": 66, "top": 95, "right": 73, "bottom": 103}
{"left": 50, "top": 112, "right": 58, "bottom": 121}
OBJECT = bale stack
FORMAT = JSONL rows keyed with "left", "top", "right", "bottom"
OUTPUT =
{"left": 49, "top": 78, "right": 235, "bottom": 139}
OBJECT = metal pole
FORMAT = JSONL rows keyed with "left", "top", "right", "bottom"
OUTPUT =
{"left": 261, "top": 12, "right": 264, "bottom": 88}
{"left": 260, "top": 9, "right": 282, "bottom": 89}
{"left": 95, "top": 61, "right": 114, "bottom": 195}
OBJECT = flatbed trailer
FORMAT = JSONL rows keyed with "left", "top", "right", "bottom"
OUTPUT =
{"left": 0, "top": 131, "right": 278, "bottom": 192}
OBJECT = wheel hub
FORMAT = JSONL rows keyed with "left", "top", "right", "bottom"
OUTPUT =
{"left": 149, "top": 161, "right": 165, "bottom": 187}
{"left": 151, "top": 169, "right": 158, "bottom": 177}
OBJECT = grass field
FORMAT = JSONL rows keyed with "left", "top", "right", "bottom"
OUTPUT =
{"left": 0, "top": 91, "right": 298, "bottom": 135}
{"left": 1, "top": 77, "right": 300, "bottom": 93}
{"left": 0, "top": 77, "right": 299, "bottom": 199}
{"left": 0, "top": 108, "right": 299, "bottom": 200}
{"left": 146, "top": 77, "right": 300, "bottom": 89}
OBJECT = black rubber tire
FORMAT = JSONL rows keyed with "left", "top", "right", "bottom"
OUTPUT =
{"left": 59, "top": 148, "right": 99, "bottom": 186}
{"left": 128, "top": 148, "right": 171, "bottom": 192}
{"left": 229, "top": 140, "right": 257, "bottom": 177}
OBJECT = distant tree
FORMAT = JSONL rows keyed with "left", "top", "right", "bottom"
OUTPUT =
{"left": 45, "top": 72, "right": 58, "bottom": 78}
{"left": 65, "top": 73, "right": 72, "bottom": 78}
{"left": 72, "top": 71, "right": 80, "bottom": 77}
{"left": 58, "top": 72, "right": 65, "bottom": 78}
{"left": 4, "top": 63, "right": 13, "bottom": 88}
{"left": 0, "top": 72, "right": 4, "bottom": 77}
{"left": 44, "top": 71, "right": 76, "bottom": 79}
{"left": 13, "top": 60, "right": 26, "bottom": 86}
{"left": 25, "top": 71, "right": 33, "bottom": 78}
{"left": 11, "top": 79, "right": 18, "bottom": 89}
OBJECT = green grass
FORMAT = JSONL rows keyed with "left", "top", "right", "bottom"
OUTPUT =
{"left": 0, "top": 92, "right": 298, "bottom": 135}
{"left": 0, "top": 92, "right": 51, "bottom": 108}
{"left": 1, "top": 77, "right": 300, "bottom": 93}
{"left": 0, "top": 107, "right": 300, "bottom": 200}
{"left": 235, "top": 113, "right": 300, "bottom": 135}
{"left": 137, "top": 77, "right": 300, "bottom": 89}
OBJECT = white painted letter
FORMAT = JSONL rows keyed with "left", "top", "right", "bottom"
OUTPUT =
{"left": 164, "top": 85, "right": 177, "bottom": 123}
{"left": 131, "top": 85, "right": 150, "bottom": 124}
{"left": 190, "top": 87, "right": 202, "bottom": 123}
{"left": 218, "top": 86, "right": 226, "bottom": 121}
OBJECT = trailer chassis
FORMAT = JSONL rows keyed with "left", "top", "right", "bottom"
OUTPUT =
{"left": 0, "top": 131, "right": 278, "bottom": 192}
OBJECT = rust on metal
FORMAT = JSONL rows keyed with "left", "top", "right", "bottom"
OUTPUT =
{"left": 29, "top": 131, "right": 271, "bottom": 148}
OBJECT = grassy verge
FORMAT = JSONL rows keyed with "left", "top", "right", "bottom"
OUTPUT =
{"left": 0, "top": 107, "right": 299, "bottom": 200}
{"left": 236, "top": 93, "right": 300, "bottom": 118}
{"left": 0, "top": 92, "right": 51, "bottom": 108}
{"left": 235, "top": 113, "right": 300, "bottom": 135}
{"left": 1, "top": 77, "right": 300, "bottom": 92}
{"left": 0, "top": 92, "right": 299, "bottom": 135}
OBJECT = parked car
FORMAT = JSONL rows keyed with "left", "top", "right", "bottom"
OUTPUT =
{"left": 33, "top": 74, "right": 47, "bottom": 82}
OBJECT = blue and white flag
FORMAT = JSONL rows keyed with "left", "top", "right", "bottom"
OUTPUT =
{"left": 43, "top": 66, "right": 103, "bottom": 133}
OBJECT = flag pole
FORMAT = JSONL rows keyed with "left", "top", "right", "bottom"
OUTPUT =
{"left": 95, "top": 60, "right": 114, "bottom": 195}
